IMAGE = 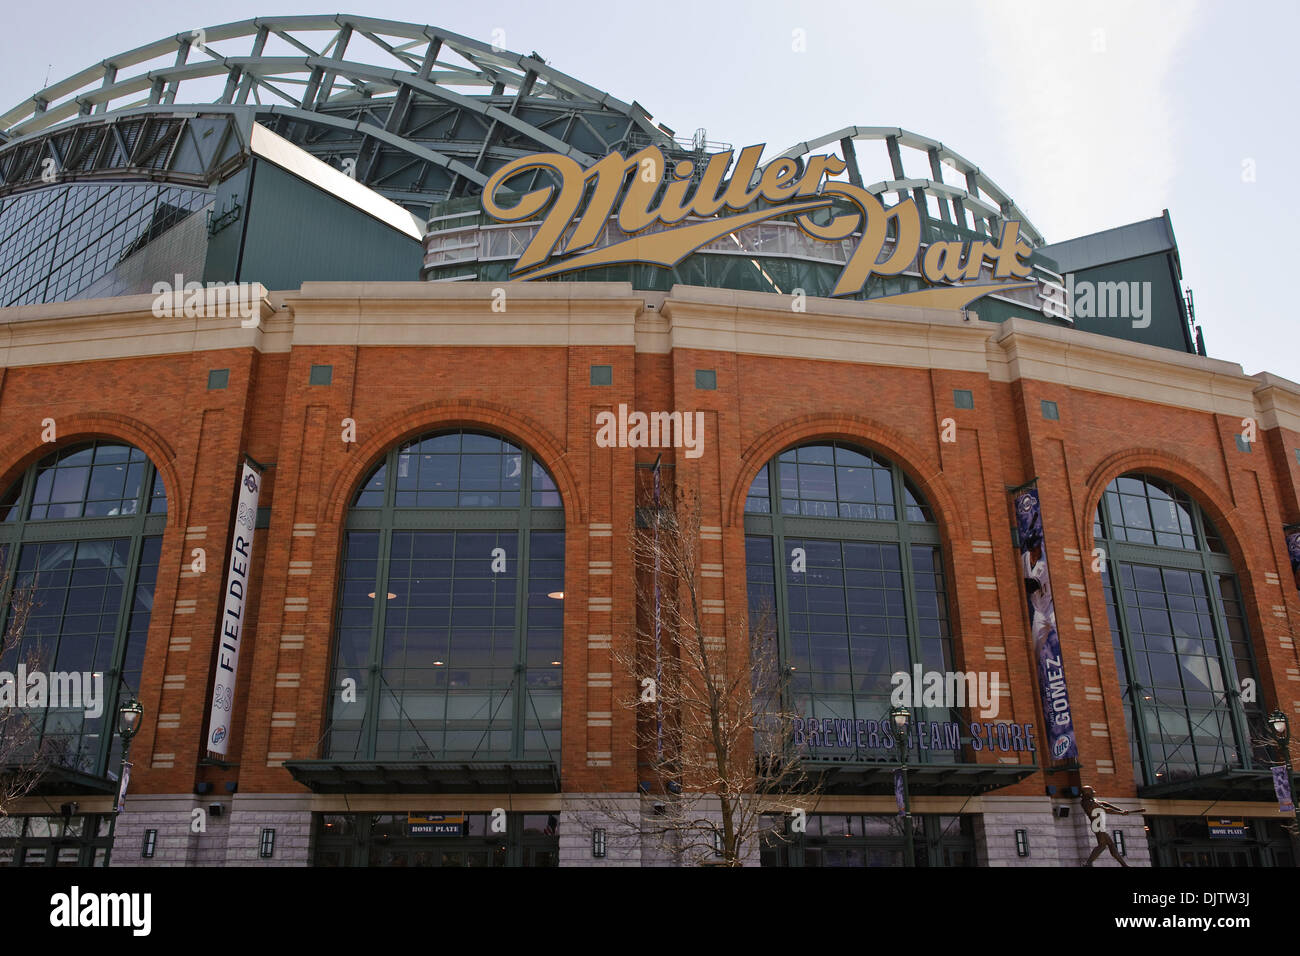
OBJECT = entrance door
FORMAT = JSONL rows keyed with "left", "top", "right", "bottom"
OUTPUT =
{"left": 1151, "top": 816, "right": 1296, "bottom": 867}
{"left": 1174, "top": 846, "right": 1261, "bottom": 867}
{"left": 317, "top": 813, "right": 556, "bottom": 867}
{"left": 365, "top": 843, "right": 507, "bottom": 866}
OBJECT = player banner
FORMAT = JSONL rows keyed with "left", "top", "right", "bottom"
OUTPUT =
{"left": 205, "top": 459, "right": 262, "bottom": 756}
{"left": 1285, "top": 524, "right": 1300, "bottom": 593}
{"left": 1272, "top": 765, "right": 1295, "bottom": 814}
{"left": 116, "top": 760, "right": 132, "bottom": 813}
{"left": 1013, "top": 483, "right": 1078, "bottom": 760}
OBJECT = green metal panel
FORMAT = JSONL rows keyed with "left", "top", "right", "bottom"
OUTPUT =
{"left": 202, "top": 165, "right": 251, "bottom": 284}
{"left": 233, "top": 159, "right": 422, "bottom": 290}
{"left": 1067, "top": 252, "right": 1194, "bottom": 353}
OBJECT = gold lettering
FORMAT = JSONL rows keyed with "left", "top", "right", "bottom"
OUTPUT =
{"left": 687, "top": 150, "right": 737, "bottom": 218}
{"left": 564, "top": 149, "right": 644, "bottom": 253}
{"left": 820, "top": 182, "right": 921, "bottom": 296}
{"left": 758, "top": 157, "right": 801, "bottom": 203}
{"left": 481, "top": 144, "right": 1030, "bottom": 301}
{"left": 656, "top": 160, "right": 698, "bottom": 225}
{"left": 718, "top": 144, "right": 766, "bottom": 211}
{"left": 794, "top": 205, "right": 858, "bottom": 242}
{"left": 922, "top": 241, "right": 969, "bottom": 283}
{"left": 793, "top": 154, "right": 847, "bottom": 197}
{"left": 482, "top": 152, "right": 587, "bottom": 272}
{"left": 985, "top": 221, "right": 1034, "bottom": 279}
{"left": 615, "top": 147, "right": 669, "bottom": 234}
{"left": 962, "top": 240, "right": 990, "bottom": 279}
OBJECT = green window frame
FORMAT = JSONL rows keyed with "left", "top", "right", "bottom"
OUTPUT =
{"left": 0, "top": 812, "right": 116, "bottom": 867}
{"left": 0, "top": 440, "right": 166, "bottom": 780}
{"left": 327, "top": 430, "right": 565, "bottom": 763}
{"left": 743, "top": 442, "right": 956, "bottom": 764}
{"left": 312, "top": 812, "right": 560, "bottom": 867}
{"left": 1095, "top": 473, "right": 1263, "bottom": 788}
{"left": 759, "top": 812, "right": 976, "bottom": 867}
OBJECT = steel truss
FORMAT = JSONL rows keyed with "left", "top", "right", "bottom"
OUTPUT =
{"left": 0, "top": 15, "right": 680, "bottom": 214}
{"left": 772, "top": 127, "right": 1044, "bottom": 246}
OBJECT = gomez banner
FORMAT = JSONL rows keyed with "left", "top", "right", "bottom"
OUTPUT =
{"left": 1013, "top": 484, "right": 1078, "bottom": 760}
{"left": 206, "top": 459, "right": 261, "bottom": 756}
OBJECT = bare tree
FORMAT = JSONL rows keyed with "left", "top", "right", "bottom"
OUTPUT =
{"left": 0, "top": 566, "right": 46, "bottom": 817}
{"left": 587, "top": 482, "right": 819, "bottom": 866}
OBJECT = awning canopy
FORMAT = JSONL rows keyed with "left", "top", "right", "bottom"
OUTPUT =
{"left": 1137, "top": 768, "right": 1293, "bottom": 802}
{"left": 0, "top": 763, "right": 118, "bottom": 796}
{"left": 283, "top": 760, "right": 561, "bottom": 794}
{"left": 803, "top": 761, "right": 1038, "bottom": 796}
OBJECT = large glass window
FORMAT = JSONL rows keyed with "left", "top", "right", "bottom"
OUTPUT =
{"left": 759, "top": 813, "right": 975, "bottom": 867}
{"left": 327, "top": 430, "right": 564, "bottom": 763}
{"left": 744, "top": 443, "right": 956, "bottom": 763}
{"left": 1096, "top": 473, "right": 1263, "bottom": 787}
{"left": 0, "top": 441, "right": 166, "bottom": 778}
{"left": 0, "top": 182, "right": 210, "bottom": 307}
{"left": 0, "top": 813, "right": 116, "bottom": 867}
{"left": 312, "top": 812, "right": 559, "bottom": 867}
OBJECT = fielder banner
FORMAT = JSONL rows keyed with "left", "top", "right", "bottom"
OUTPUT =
{"left": 1013, "top": 484, "right": 1078, "bottom": 760}
{"left": 206, "top": 459, "right": 262, "bottom": 755}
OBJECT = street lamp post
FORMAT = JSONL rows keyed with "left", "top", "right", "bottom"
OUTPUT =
{"left": 1267, "top": 710, "right": 1298, "bottom": 829}
{"left": 890, "top": 705, "right": 915, "bottom": 867}
{"left": 116, "top": 697, "right": 144, "bottom": 816}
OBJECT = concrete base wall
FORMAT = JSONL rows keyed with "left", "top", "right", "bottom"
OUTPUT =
{"left": 110, "top": 791, "right": 1163, "bottom": 867}
{"left": 972, "top": 795, "right": 1150, "bottom": 868}
{"left": 111, "top": 795, "right": 211, "bottom": 866}
{"left": 110, "top": 794, "right": 313, "bottom": 866}
{"left": 557, "top": 793, "right": 760, "bottom": 866}
{"left": 559, "top": 793, "right": 642, "bottom": 867}
{"left": 223, "top": 794, "right": 314, "bottom": 866}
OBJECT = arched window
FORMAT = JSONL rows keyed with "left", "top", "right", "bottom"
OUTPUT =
{"left": 0, "top": 441, "right": 167, "bottom": 778}
{"left": 743, "top": 442, "right": 955, "bottom": 761}
{"left": 1095, "top": 473, "right": 1263, "bottom": 786}
{"left": 327, "top": 430, "right": 564, "bottom": 762}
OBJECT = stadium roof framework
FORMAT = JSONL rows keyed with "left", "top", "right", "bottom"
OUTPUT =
{"left": 0, "top": 15, "right": 683, "bottom": 215}
{"left": 0, "top": 15, "right": 1208, "bottom": 355}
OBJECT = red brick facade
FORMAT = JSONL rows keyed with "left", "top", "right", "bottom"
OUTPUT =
{"left": 1, "top": 282, "right": 1297, "bottom": 865}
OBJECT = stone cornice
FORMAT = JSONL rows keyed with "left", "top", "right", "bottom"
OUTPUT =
{"left": 0, "top": 282, "right": 1295, "bottom": 433}
{"left": 283, "top": 281, "right": 642, "bottom": 348}
{"left": 0, "top": 286, "right": 283, "bottom": 365}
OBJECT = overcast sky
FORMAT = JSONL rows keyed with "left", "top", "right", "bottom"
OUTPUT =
{"left": 2, "top": 0, "right": 1296, "bottom": 382}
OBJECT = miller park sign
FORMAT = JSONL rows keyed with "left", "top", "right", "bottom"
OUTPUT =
{"left": 479, "top": 142, "right": 1039, "bottom": 309}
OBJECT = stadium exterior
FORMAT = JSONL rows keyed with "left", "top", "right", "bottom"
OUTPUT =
{"left": 0, "top": 16, "right": 1297, "bottom": 867}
